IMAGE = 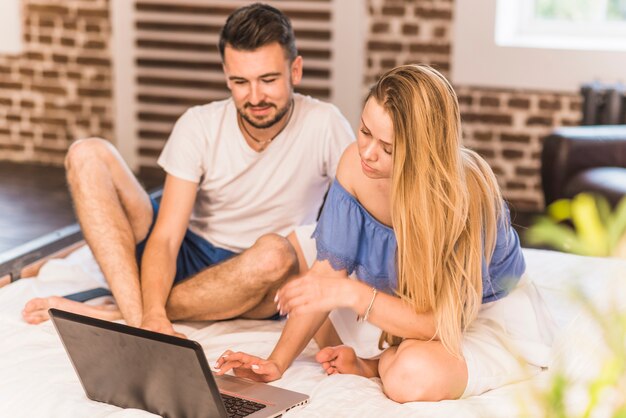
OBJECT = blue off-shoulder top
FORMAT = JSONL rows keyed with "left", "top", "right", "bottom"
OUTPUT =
{"left": 312, "top": 179, "right": 526, "bottom": 303}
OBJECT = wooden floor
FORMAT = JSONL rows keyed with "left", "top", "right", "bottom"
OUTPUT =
{"left": 0, "top": 161, "right": 162, "bottom": 255}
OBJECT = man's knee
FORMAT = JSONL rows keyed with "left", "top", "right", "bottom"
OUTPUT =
{"left": 65, "top": 137, "right": 115, "bottom": 172}
{"left": 251, "top": 233, "right": 298, "bottom": 282}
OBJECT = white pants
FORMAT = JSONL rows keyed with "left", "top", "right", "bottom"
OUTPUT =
{"left": 294, "top": 224, "right": 556, "bottom": 397}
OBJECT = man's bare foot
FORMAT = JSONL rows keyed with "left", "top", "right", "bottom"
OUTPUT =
{"left": 22, "top": 296, "right": 122, "bottom": 324}
{"left": 315, "top": 345, "right": 379, "bottom": 378}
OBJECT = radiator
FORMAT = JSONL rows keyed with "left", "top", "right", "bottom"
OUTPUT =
{"left": 581, "top": 82, "right": 626, "bottom": 125}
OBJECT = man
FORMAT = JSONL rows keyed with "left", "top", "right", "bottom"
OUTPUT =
{"left": 22, "top": 3, "right": 354, "bottom": 337}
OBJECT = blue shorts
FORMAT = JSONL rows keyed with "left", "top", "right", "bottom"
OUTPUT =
{"left": 135, "top": 198, "right": 237, "bottom": 283}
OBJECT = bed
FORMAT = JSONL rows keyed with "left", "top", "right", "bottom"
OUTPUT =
{"left": 0, "top": 244, "right": 624, "bottom": 417}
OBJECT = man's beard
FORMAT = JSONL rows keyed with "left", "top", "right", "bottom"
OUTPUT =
{"left": 239, "top": 99, "right": 292, "bottom": 129}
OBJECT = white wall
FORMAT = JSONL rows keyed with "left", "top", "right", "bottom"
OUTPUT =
{"left": 452, "top": 0, "right": 626, "bottom": 92}
{"left": 0, "top": 1, "right": 22, "bottom": 54}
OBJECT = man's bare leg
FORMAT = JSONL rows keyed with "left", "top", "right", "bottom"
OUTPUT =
{"left": 22, "top": 297, "right": 122, "bottom": 324}
{"left": 167, "top": 229, "right": 345, "bottom": 352}
{"left": 166, "top": 233, "right": 299, "bottom": 321}
{"left": 22, "top": 138, "right": 153, "bottom": 326}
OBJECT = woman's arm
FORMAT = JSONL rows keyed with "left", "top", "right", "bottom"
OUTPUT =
{"left": 277, "top": 272, "right": 437, "bottom": 341}
{"left": 214, "top": 260, "right": 349, "bottom": 381}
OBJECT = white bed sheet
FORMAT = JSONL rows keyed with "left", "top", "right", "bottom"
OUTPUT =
{"left": 0, "top": 246, "right": 624, "bottom": 418}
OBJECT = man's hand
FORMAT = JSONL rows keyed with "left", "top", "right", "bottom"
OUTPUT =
{"left": 214, "top": 350, "right": 283, "bottom": 383}
{"left": 141, "top": 314, "right": 186, "bottom": 338}
{"left": 275, "top": 273, "right": 355, "bottom": 317}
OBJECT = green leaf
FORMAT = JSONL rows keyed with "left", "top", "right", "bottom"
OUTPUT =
{"left": 547, "top": 199, "right": 572, "bottom": 221}
{"left": 607, "top": 196, "right": 626, "bottom": 254}
{"left": 526, "top": 218, "right": 590, "bottom": 255}
{"left": 595, "top": 195, "right": 612, "bottom": 226}
{"left": 570, "top": 193, "right": 608, "bottom": 256}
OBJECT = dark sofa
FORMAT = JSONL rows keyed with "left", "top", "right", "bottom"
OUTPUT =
{"left": 541, "top": 125, "right": 626, "bottom": 207}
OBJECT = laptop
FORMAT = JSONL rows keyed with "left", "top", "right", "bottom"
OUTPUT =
{"left": 49, "top": 308, "right": 309, "bottom": 418}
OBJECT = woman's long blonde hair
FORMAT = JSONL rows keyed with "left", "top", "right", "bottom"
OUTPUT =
{"left": 371, "top": 65, "right": 503, "bottom": 356}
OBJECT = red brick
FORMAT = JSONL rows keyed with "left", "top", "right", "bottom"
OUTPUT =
{"left": 508, "top": 98, "right": 530, "bottom": 109}
{"left": 458, "top": 95, "right": 473, "bottom": 105}
{"left": 78, "top": 88, "right": 111, "bottom": 98}
{"left": 19, "top": 68, "right": 35, "bottom": 77}
{"left": 479, "top": 96, "right": 500, "bottom": 107}
{"left": 0, "top": 81, "right": 23, "bottom": 89}
{"left": 414, "top": 7, "right": 452, "bottom": 20}
{"left": 408, "top": 43, "right": 450, "bottom": 54}
{"left": 52, "top": 54, "right": 70, "bottom": 64}
{"left": 462, "top": 112, "right": 513, "bottom": 125}
{"left": 371, "top": 22, "right": 390, "bottom": 33}
{"left": 516, "top": 167, "right": 538, "bottom": 177}
{"left": 25, "top": 52, "right": 45, "bottom": 60}
{"left": 382, "top": 6, "right": 405, "bottom": 16}
{"left": 28, "top": 4, "right": 70, "bottom": 15}
{"left": 38, "top": 35, "right": 53, "bottom": 44}
{"left": 402, "top": 24, "right": 419, "bottom": 36}
{"left": 368, "top": 41, "right": 403, "bottom": 52}
{"left": 61, "top": 37, "right": 75, "bottom": 47}
{"left": 433, "top": 26, "right": 447, "bottom": 38}
{"left": 0, "top": 143, "right": 25, "bottom": 151}
{"left": 39, "top": 18, "right": 56, "bottom": 28}
{"left": 32, "top": 84, "right": 67, "bottom": 95}
{"left": 473, "top": 147, "right": 496, "bottom": 158}
{"left": 506, "top": 181, "right": 526, "bottom": 190}
{"left": 526, "top": 116, "right": 553, "bottom": 126}
{"left": 77, "top": 56, "right": 110, "bottom": 66}
{"left": 474, "top": 131, "right": 493, "bottom": 141}
{"left": 77, "top": 9, "right": 109, "bottom": 19}
{"left": 502, "top": 149, "right": 524, "bottom": 159}
{"left": 539, "top": 99, "right": 561, "bottom": 111}
{"left": 84, "top": 40, "right": 106, "bottom": 49}
{"left": 381, "top": 58, "right": 397, "bottom": 68}
{"left": 500, "top": 133, "right": 531, "bottom": 143}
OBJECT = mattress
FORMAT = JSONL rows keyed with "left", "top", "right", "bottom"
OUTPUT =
{"left": 0, "top": 246, "right": 624, "bottom": 417}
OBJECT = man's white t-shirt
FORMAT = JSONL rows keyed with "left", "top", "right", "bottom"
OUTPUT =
{"left": 157, "top": 93, "right": 355, "bottom": 253}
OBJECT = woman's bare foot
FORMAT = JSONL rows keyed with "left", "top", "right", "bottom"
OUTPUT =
{"left": 315, "top": 345, "right": 379, "bottom": 378}
{"left": 22, "top": 296, "right": 122, "bottom": 324}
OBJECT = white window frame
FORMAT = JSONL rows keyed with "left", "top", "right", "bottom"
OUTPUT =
{"left": 452, "top": 0, "right": 626, "bottom": 92}
{"left": 0, "top": 1, "right": 22, "bottom": 54}
{"left": 496, "top": 0, "right": 626, "bottom": 52}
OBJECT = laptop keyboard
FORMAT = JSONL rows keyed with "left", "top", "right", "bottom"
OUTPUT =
{"left": 221, "top": 393, "right": 267, "bottom": 417}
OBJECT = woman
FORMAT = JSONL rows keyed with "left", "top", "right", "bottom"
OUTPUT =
{"left": 215, "top": 64, "right": 554, "bottom": 402}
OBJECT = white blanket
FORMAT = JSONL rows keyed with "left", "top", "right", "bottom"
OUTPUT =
{"left": 0, "top": 246, "right": 624, "bottom": 418}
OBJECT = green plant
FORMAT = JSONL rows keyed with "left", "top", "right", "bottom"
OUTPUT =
{"left": 532, "top": 289, "right": 626, "bottom": 418}
{"left": 526, "top": 193, "right": 626, "bottom": 258}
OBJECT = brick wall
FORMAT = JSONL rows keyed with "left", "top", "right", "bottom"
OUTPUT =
{"left": 1, "top": 0, "right": 581, "bottom": 210}
{"left": 366, "top": 0, "right": 583, "bottom": 211}
{"left": 0, "top": 0, "right": 113, "bottom": 165}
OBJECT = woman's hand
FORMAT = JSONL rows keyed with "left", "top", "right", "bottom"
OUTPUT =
{"left": 275, "top": 272, "right": 355, "bottom": 317}
{"left": 214, "top": 350, "right": 283, "bottom": 383}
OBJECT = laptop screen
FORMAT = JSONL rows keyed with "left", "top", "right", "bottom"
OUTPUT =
{"left": 50, "top": 308, "right": 227, "bottom": 418}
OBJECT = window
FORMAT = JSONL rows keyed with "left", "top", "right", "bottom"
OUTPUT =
{"left": 496, "top": 0, "right": 626, "bottom": 52}
{"left": 452, "top": 0, "right": 626, "bottom": 92}
{"left": 0, "top": 0, "right": 22, "bottom": 54}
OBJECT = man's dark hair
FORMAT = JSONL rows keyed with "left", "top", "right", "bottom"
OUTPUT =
{"left": 219, "top": 3, "right": 298, "bottom": 62}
